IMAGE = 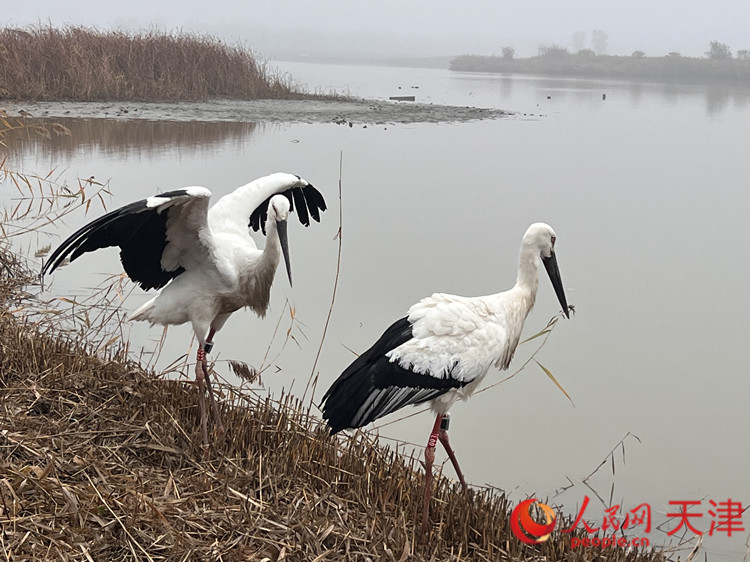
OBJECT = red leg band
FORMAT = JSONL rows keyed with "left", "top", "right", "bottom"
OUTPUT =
{"left": 427, "top": 414, "right": 443, "bottom": 449}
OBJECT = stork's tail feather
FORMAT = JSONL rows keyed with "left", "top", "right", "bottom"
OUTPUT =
{"left": 320, "top": 371, "right": 376, "bottom": 434}
{"left": 321, "top": 317, "right": 413, "bottom": 434}
{"left": 320, "top": 317, "right": 459, "bottom": 434}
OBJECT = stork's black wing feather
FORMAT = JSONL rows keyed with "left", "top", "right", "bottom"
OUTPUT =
{"left": 41, "top": 189, "right": 199, "bottom": 290}
{"left": 292, "top": 188, "right": 309, "bottom": 227}
{"left": 321, "top": 317, "right": 467, "bottom": 434}
{"left": 249, "top": 183, "right": 327, "bottom": 235}
{"left": 303, "top": 184, "right": 325, "bottom": 223}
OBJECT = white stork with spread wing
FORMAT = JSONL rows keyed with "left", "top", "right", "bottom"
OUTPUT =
{"left": 43, "top": 172, "right": 326, "bottom": 448}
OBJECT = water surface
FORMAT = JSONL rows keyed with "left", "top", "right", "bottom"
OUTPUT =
{"left": 5, "top": 61, "right": 750, "bottom": 560}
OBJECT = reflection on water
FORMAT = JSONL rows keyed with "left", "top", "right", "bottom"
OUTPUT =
{"left": 276, "top": 59, "right": 750, "bottom": 118}
{"left": 3, "top": 117, "right": 260, "bottom": 160}
{"left": 502, "top": 73, "right": 750, "bottom": 115}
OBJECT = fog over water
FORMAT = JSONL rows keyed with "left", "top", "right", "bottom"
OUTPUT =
{"left": 6, "top": 0, "right": 750, "bottom": 59}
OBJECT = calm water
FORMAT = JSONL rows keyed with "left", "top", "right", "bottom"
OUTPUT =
{"left": 6, "top": 62, "right": 750, "bottom": 559}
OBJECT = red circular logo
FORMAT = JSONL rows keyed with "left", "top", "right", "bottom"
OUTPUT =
{"left": 510, "top": 499, "right": 557, "bottom": 544}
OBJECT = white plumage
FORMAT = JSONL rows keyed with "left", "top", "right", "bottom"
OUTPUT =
{"left": 43, "top": 172, "right": 326, "bottom": 447}
{"left": 321, "top": 222, "right": 571, "bottom": 536}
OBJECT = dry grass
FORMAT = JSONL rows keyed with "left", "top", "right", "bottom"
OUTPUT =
{"left": 0, "top": 256, "right": 671, "bottom": 562}
{"left": 0, "top": 25, "right": 309, "bottom": 102}
{"left": 1, "top": 121, "right": 670, "bottom": 560}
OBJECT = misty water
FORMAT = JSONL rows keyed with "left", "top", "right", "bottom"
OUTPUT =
{"left": 6, "top": 62, "right": 750, "bottom": 559}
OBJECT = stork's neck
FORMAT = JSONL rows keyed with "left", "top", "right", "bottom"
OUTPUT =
{"left": 256, "top": 218, "right": 281, "bottom": 275}
{"left": 514, "top": 244, "right": 540, "bottom": 301}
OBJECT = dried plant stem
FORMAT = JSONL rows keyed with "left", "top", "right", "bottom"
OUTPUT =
{"left": 302, "top": 152, "right": 344, "bottom": 406}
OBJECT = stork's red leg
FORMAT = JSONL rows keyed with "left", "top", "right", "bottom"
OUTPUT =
{"left": 201, "top": 334, "right": 225, "bottom": 438}
{"left": 203, "top": 328, "right": 224, "bottom": 437}
{"left": 204, "top": 328, "right": 216, "bottom": 354}
{"left": 195, "top": 347, "right": 209, "bottom": 450}
{"left": 420, "top": 414, "right": 444, "bottom": 539}
{"left": 438, "top": 415, "right": 467, "bottom": 490}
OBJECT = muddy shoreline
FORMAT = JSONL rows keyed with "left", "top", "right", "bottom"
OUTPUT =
{"left": 4, "top": 98, "right": 510, "bottom": 125}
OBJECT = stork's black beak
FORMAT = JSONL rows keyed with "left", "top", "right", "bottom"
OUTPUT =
{"left": 542, "top": 251, "right": 570, "bottom": 319}
{"left": 277, "top": 219, "right": 292, "bottom": 287}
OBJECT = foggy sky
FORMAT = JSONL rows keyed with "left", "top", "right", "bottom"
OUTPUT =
{"left": 4, "top": 1, "right": 750, "bottom": 61}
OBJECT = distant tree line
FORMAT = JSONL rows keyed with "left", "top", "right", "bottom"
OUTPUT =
{"left": 705, "top": 40, "right": 750, "bottom": 60}
{"left": 451, "top": 40, "right": 750, "bottom": 84}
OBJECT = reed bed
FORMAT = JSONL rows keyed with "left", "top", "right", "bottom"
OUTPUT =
{"left": 0, "top": 25, "right": 308, "bottom": 101}
{"left": 0, "top": 252, "right": 670, "bottom": 561}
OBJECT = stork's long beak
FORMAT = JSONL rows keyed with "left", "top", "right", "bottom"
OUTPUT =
{"left": 542, "top": 251, "right": 570, "bottom": 319}
{"left": 277, "top": 219, "right": 293, "bottom": 287}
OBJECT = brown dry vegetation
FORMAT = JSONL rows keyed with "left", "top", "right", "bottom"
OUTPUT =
{"left": 0, "top": 251, "right": 671, "bottom": 561}
{"left": 1, "top": 123, "right": 671, "bottom": 560}
{"left": 0, "top": 25, "right": 308, "bottom": 102}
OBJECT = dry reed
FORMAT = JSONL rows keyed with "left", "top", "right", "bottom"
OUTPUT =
{"left": 1, "top": 123, "right": 669, "bottom": 560}
{"left": 0, "top": 256, "right": 669, "bottom": 561}
{"left": 0, "top": 25, "right": 308, "bottom": 102}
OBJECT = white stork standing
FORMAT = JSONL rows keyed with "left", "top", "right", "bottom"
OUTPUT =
{"left": 42, "top": 172, "right": 326, "bottom": 448}
{"left": 321, "top": 222, "right": 571, "bottom": 536}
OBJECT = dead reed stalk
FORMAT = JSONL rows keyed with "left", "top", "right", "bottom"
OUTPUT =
{"left": 0, "top": 25, "right": 308, "bottom": 102}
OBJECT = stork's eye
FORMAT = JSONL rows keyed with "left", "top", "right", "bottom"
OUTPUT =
{"left": 551, "top": 235, "right": 556, "bottom": 246}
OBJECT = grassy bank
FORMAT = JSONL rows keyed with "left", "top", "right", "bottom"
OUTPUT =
{"left": 450, "top": 52, "right": 750, "bottom": 84}
{"left": 0, "top": 25, "right": 307, "bottom": 102}
{"left": 0, "top": 245, "right": 670, "bottom": 561}
{"left": 0, "top": 120, "right": 671, "bottom": 559}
